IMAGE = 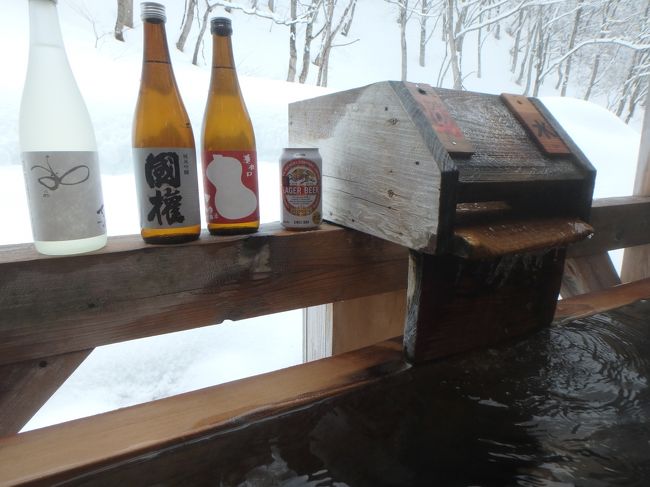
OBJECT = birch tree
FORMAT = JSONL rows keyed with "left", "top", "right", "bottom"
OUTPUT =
{"left": 114, "top": 0, "right": 134, "bottom": 42}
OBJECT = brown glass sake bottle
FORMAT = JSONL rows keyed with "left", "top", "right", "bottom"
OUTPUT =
{"left": 202, "top": 17, "right": 260, "bottom": 235}
{"left": 132, "top": 2, "right": 201, "bottom": 244}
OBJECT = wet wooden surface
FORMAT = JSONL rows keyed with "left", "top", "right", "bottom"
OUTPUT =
{"left": 404, "top": 248, "right": 566, "bottom": 362}
{"left": 453, "top": 217, "right": 592, "bottom": 259}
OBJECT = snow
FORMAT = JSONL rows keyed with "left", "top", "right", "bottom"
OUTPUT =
{"left": 0, "top": 0, "right": 642, "bottom": 431}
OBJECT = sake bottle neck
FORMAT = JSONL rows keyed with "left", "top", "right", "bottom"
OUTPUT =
{"left": 28, "top": 0, "right": 65, "bottom": 49}
{"left": 142, "top": 19, "right": 172, "bottom": 66}
{"left": 212, "top": 33, "right": 236, "bottom": 70}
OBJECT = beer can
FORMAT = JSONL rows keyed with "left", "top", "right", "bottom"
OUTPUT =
{"left": 280, "top": 148, "right": 322, "bottom": 229}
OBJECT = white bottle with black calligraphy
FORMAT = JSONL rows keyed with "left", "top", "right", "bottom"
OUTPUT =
{"left": 20, "top": 0, "right": 107, "bottom": 255}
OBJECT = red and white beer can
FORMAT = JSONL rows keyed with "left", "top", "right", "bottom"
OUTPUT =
{"left": 280, "top": 148, "right": 322, "bottom": 230}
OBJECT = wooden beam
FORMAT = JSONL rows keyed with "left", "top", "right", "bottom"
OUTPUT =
{"left": 332, "top": 290, "right": 406, "bottom": 355}
{"left": 622, "top": 89, "right": 650, "bottom": 282}
{"left": 0, "top": 350, "right": 92, "bottom": 437}
{"left": 570, "top": 196, "right": 650, "bottom": 257}
{"left": 554, "top": 277, "right": 650, "bottom": 325}
{"left": 0, "top": 223, "right": 408, "bottom": 366}
{"left": 0, "top": 339, "right": 407, "bottom": 486}
{"left": 303, "top": 290, "right": 407, "bottom": 360}
{"left": 404, "top": 248, "right": 565, "bottom": 363}
{"left": 561, "top": 253, "right": 621, "bottom": 298}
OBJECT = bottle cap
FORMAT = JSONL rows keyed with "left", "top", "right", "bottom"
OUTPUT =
{"left": 211, "top": 17, "right": 232, "bottom": 36}
{"left": 141, "top": 2, "right": 166, "bottom": 23}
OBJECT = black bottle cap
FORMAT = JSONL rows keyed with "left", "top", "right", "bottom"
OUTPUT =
{"left": 211, "top": 17, "right": 232, "bottom": 36}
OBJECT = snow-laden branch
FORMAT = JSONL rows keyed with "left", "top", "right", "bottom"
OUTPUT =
{"left": 541, "top": 37, "right": 650, "bottom": 80}
{"left": 455, "top": 0, "right": 566, "bottom": 38}
{"left": 207, "top": 0, "right": 320, "bottom": 25}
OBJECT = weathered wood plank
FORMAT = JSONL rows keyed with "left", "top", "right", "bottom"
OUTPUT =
{"left": 453, "top": 217, "right": 592, "bottom": 259}
{"left": 0, "top": 223, "right": 408, "bottom": 366}
{"left": 0, "top": 350, "right": 92, "bottom": 437}
{"left": 304, "top": 291, "right": 406, "bottom": 360}
{"left": 554, "top": 277, "right": 650, "bottom": 325}
{"left": 561, "top": 253, "right": 621, "bottom": 298}
{"left": 501, "top": 93, "right": 571, "bottom": 155}
{"left": 0, "top": 339, "right": 407, "bottom": 486}
{"left": 303, "top": 304, "right": 332, "bottom": 362}
{"left": 404, "top": 82, "right": 474, "bottom": 156}
{"left": 289, "top": 81, "right": 452, "bottom": 254}
{"left": 621, "top": 89, "right": 650, "bottom": 282}
{"left": 332, "top": 290, "right": 406, "bottom": 355}
{"left": 569, "top": 196, "right": 650, "bottom": 257}
{"left": 404, "top": 248, "right": 566, "bottom": 363}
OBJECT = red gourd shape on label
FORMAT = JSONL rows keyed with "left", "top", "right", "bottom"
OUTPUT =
{"left": 205, "top": 154, "right": 257, "bottom": 219}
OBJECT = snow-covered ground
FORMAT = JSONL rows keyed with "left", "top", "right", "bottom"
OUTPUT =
{"left": 0, "top": 0, "right": 642, "bottom": 430}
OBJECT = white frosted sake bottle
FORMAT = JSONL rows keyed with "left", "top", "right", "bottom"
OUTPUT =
{"left": 20, "top": 0, "right": 107, "bottom": 255}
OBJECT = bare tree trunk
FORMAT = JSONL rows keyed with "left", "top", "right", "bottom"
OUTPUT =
{"left": 342, "top": 0, "right": 356, "bottom": 36}
{"left": 268, "top": 0, "right": 275, "bottom": 11}
{"left": 617, "top": 52, "right": 640, "bottom": 117}
{"left": 510, "top": 10, "right": 524, "bottom": 74}
{"left": 316, "top": 0, "right": 357, "bottom": 87}
{"left": 177, "top": 0, "right": 198, "bottom": 52}
{"left": 114, "top": 0, "right": 134, "bottom": 42}
{"left": 287, "top": 0, "right": 298, "bottom": 81}
{"left": 517, "top": 16, "right": 535, "bottom": 86}
{"left": 399, "top": 0, "right": 409, "bottom": 81}
{"left": 192, "top": 2, "right": 215, "bottom": 66}
{"left": 419, "top": 0, "right": 428, "bottom": 67}
{"left": 477, "top": 9, "right": 483, "bottom": 79}
{"left": 298, "top": 0, "right": 319, "bottom": 84}
{"left": 560, "top": 0, "right": 583, "bottom": 97}
{"left": 445, "top": 0, "right": 462, "bottom": 89}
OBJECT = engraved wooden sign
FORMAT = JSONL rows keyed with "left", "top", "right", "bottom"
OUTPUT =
{"left": 405, "top": 82, "right": 474, "bottom": 157}
{"left": 501, "top": 93, "right": 572, "bottom": 156}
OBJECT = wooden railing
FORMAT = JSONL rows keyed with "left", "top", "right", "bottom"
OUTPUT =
{"left": 2, "top": 196, "right": 650, "bottom": 485}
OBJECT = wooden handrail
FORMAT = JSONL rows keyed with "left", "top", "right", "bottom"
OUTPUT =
{"left": 568, "top": 196, "right": 650, "bottom": 257}
{"left": 0, "top": 223, "right": 407, "bottom": 366}
{"left": 0, "top": 339, "right": 407, "bottom": 486}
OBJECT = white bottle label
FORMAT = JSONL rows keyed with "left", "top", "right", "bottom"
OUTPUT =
{"left": 22, "top": 151, "right": 106, "bottom": 241}
{"left": 133, "top": 147, "right": 201, "bottom": 229}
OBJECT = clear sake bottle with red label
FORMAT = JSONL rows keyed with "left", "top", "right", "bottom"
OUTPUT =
{"left": 202, "top": 17, "right": 259, "bottom": 235}
{"left": 132, "top": 2, "right": 201, "bottom": 244}
{"left": 20, "top": 0, "right": 107, "bottom": 255}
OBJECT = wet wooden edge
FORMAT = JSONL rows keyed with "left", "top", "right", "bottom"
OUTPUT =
{"left": 554, "top": 277, "right": 650, "bottom": 325}
{"left": 0, "top": 339, "right": 406, "bottom": 486}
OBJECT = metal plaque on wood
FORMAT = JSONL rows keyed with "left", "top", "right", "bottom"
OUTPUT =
{"left": 501, "top": 93, "right": 571, "bottom": 156}
{"left": 406, "top": 82, "right": 475, "bottom": 157}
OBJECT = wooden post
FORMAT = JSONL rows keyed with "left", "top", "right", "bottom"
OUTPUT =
{"left": 303, "top": 290, "right": 407, "bottom": 361}
{"left": 621, "top": 89, "right": 650, "bottom": 282}
{"left": 404, "top": 248, "right": 566, "bottom": 363}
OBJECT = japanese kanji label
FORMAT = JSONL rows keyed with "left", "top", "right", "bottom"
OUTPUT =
{"left": 501, "top": 93, "right": 572, "bottom": 156}
{"left": 133, "top": 147, "right": 201, "bottom": 229}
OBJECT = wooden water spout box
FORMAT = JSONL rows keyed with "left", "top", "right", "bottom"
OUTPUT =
{"left": 289, "top": 81, "right": 596, "bottom": 362}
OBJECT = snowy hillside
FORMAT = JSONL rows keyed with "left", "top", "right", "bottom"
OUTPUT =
{"left": 0, "top": 0, "right": 642, "bottom": 430}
